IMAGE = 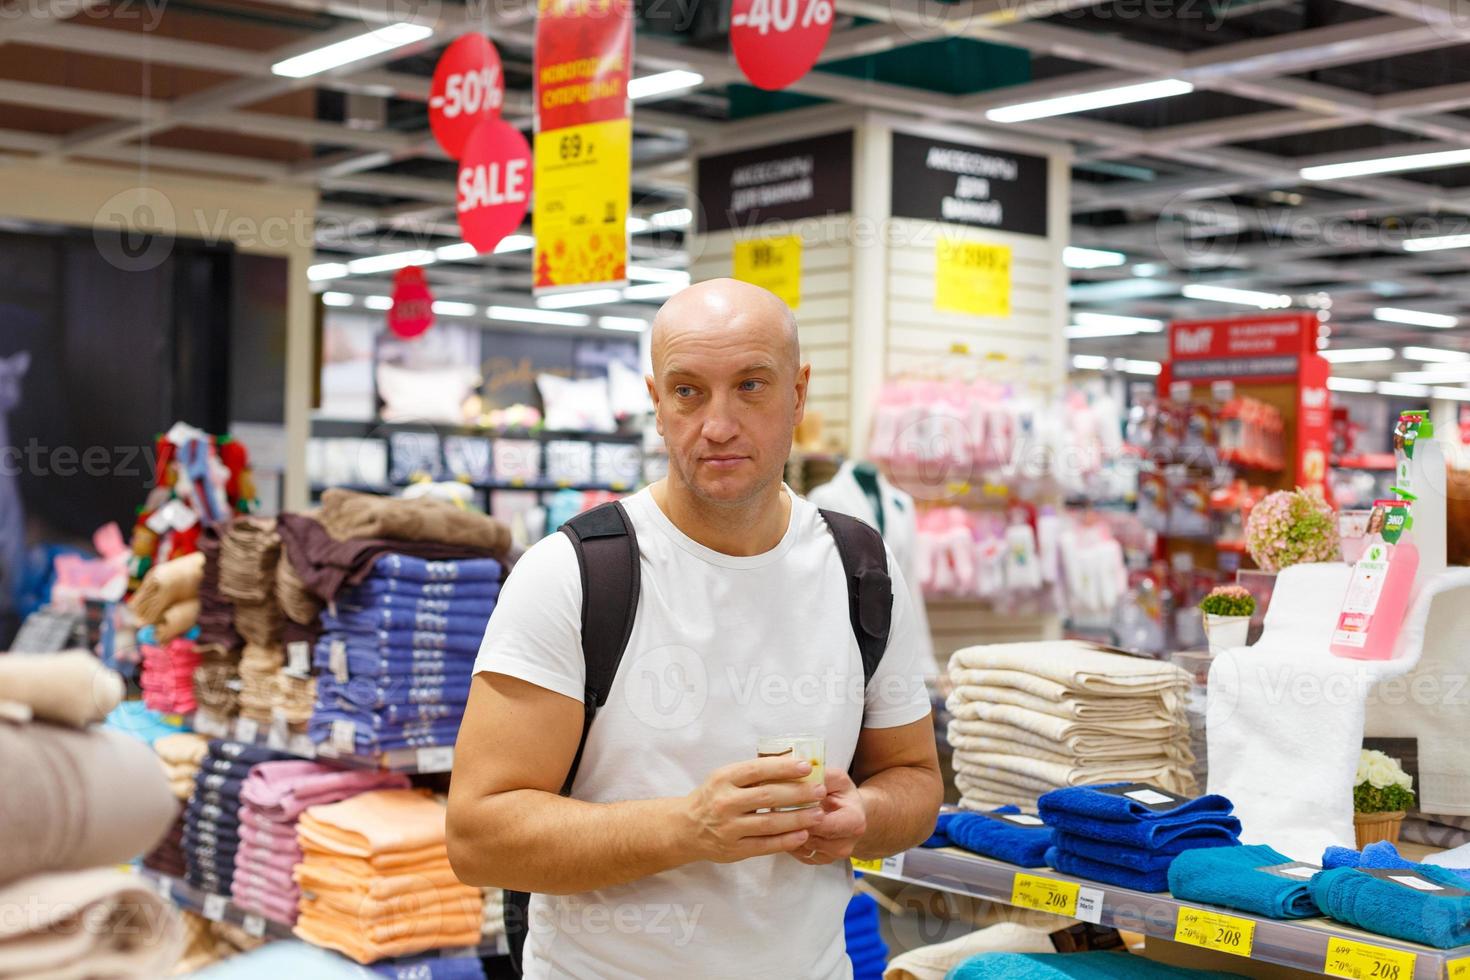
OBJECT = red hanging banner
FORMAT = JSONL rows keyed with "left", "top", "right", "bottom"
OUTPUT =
{"left": 429, "top": 33, "right": 505, "bottom": 160}
{"left": 456, "top": 117, "right": 533, "bottom": 255}
{"left": 730, "top": 0, "right": 834, "bottom": 91}
{"left": 388, "top": 266, "right": 434, "bottom": 339}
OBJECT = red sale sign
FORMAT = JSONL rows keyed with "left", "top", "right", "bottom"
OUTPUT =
{"left": 730, "top": 0, "right": 834, "bottom": 91}
{"left": 457, "top": 117, "right": 532, "bottom": 254}
{"left": 430, "top": 33, "right": 505, "bottom": 159}
{"left": 388, "top": 266, "right": 434, "bottom": 339}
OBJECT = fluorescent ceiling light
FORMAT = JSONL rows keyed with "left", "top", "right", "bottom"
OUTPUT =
{"left": 1328, "top": 377, "right": 1376, "bottom": 393}
{"left": 650, "top": 208, "right": 691, "bottom": 229}
{"left": 1320, "top": 347, "right": 1395, "bottom": 363}
{"left": 346, "top": 249, "right": 436, "bottom": 275}
{"left": 1181, "top": 283, "right": 1291, "bottom": 309}
{"left": 1403, "top": 233, "right": 1470, "bottom": 253}
{"left": 628, "top": 70, "right": 703, "bottom": 101}
{"left": 1073, "top": 311, "right": 1165, "bottom": 333}
{"left": 494, "top": 234, "right": 534, "bottom": 253}
{"left": 432, "top": 300, "right": 478, "bottom": 317}
{"left": 1377, "top": 381, "right": 1432, "bottom": 397}
{"left": 321, "top": 291, "right": 353, "bottom": 307}
{"left": 363, "top": 295, "right": 393, "bottom": 310}
{"left": 434, "top": 242, "right": 479, "bottom": 261}
{"left": 626, "top": 265, "right": 691, "bottom": 284}
{"left": 309, "top": 262, "right": 348, "bottom": 281}
{"left": 599, "top": 316, "right": 649, "bottom": 332}
{"left": 627, "top": 217, "right": 651, "bottom": 234}
{"left": 1064, "top": 246, "right": 1126, "bottom": 269}
{"left": 1301, "top": 147, "right": 1470, "bottom": 182}
{"left": 1403, "top": 346, "right": 1470, "bottom": 363}
{"left": 537, "top": 288, "right": 623, "bottom": 309}
{"left": 1391, "top": 366, "right": 1470, "bottom": 384}
{"left": 1120, "top": 358, "right": 1162, "bottom": 376}
{"left": 1433, "top": 386, "right": 1470, "bottom": 401}
{"left": 272, "top": 23, "right": 433, "bottom": 79}
{"left": 488, "top": 306, "right": 592, "bottom": 327}
{"left": 623, "top": 281, "right": 684, "bottom": 301}
{"left": 1374, "top": 307, "right": 1458, "bottom": 329}
{"left": 987, "top": 79, "right": 1193, "bottom": 124}
{"left": 1071, "top": 354, "right": 1110, "bottom": 371}
{"left": 1067, "top": 323, "right": 1148, "bottom": 339}
{"left": 1131, "top": 262, "right": 1167, "bottom": 277}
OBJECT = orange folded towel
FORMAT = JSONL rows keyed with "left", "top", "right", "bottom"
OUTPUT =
{"left": 294, "top": 862, "right": 475, "bottom": 903}
{"left": 293, "top": 910, "right": 481, "bottom": 964}
{"left": 296, "top": 789, "right": 448, "bottom": 856}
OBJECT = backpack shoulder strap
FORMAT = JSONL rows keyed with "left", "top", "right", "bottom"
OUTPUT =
{"left": 817, "top": 508, "right": 893, "bottom": 685}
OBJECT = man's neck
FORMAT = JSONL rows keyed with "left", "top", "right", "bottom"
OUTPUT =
{"left": 650, "top": 478, "right": 790, "bottom": 557}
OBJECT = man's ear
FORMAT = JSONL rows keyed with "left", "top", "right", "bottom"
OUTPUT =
{"left": 645, "top": 373, "right": 663, "bottom": 435}
{"left": 793, "top": 362, "right": 811, "bottom": 427}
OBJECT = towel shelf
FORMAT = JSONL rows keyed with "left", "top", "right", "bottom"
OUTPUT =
{"left": 136, "top": 869, "right": 508, "bottom": 962}
{"left": 181, "top": 713, "right": 459, "bottom": 774}
{"left": 863, "top": 846, "right": 1469, "bottom": 979}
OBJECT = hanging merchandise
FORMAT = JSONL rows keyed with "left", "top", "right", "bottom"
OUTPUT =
{"left": 533, "top": 0, "right": 631, "bottom": 292}
{"left": 429, "top": 33, "right": 505, "bottom": 159}
{"left": 730, "top": 0, "right": 834, "bottom": 90}
{"left": 456, "top": 118, "right": 532, "bottom": 255}
{"left": 387, "top": 266, "right": 434, "bottom": 340}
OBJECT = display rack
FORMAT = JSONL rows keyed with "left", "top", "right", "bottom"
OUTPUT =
{"left": 862, "top": 847, "right": 1469, "bottom": 980}
{"left": 182, "top": 713, "right": 458, "bottom": 775}
{"left": 137, "top": 869, "right": 507, "bottom": 960}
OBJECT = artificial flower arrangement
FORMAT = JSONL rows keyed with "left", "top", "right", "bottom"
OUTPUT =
{"left": 1353, "top": 749, "right": 1417, "bottom": 848}
{"left": 1199, "top": 585, "right": 1257, "bottom": 654}
{"left": 1245, "top": 487, "right": 1340, "bottom": 572}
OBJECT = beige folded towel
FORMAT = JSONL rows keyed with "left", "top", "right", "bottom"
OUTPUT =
{"left": 953, "top": 750, "right": 1187, "bottom": 790}
{"left": 154, "top": 732, "right": 209, "bottom": 766}
{"left": 0, "top": 868, "right": 183, "bottom": 979}
{"left": 946, "top": 697, "right": 1187, "bottom": 743}
{"left": 319, "top": 487, "right": 511, "bottom": 554}
{"left": 948, "top": 682, "right": 1177, "bottom": 724}
{"left": 948, "top": 641, "right": 1191, "bottom": 696}
{"left": 127, "top": 552, "right": 205, "bottom": 625}
{"left": 276, "top": 542, "right": 323, "bottom": 625}
{"left": 884, "top": 922, "right": 1057, "bottom": 980}
{"left": 0, "top": 651, "right": 124, "bottom": 727}
{"left": 153, "top": 600, "right": 201, "bottom": 645}
{"left": 947, "top": 717, "right": 1189, "bottom": 761}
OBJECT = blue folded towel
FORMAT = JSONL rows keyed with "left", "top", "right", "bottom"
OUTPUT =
{"left": 1052, "top": 833, "right": 1194, "bottom": 874}
{"left": 315, "top": 676, "right": 473, "bottom": 710}
{"left": 324, "top": 607, "right": 495, "bottom": 635}
{"left": 845, "top": 892, "right": 888, "bottom": 979}
{"left": 946, "top": 808, "right": 1052, "bottom": 867}
{"left": 1038, "top": 786, "right": 1241, "bottom": 850}
{"left": 373, "top": 956, "right": 486, "bottom": 980}
{"left": 1312, "top": 863, "right": 1470, "bottom": 948}
{"left": 370, "top": 554, "right": 503, "bottom": 583}
{"left": 946, "top": 951, "right": 1249, "bottom": 978}
{"left": 1168, "top": 844, "right": 1320, "bottom": 919}
{"left": 924, "top": 811, "right": 959, "bottom": 848}
{"left": 1045, "top": 845, "right": 1171, "bottom": 892}
{"left": 337, "top": 589, "right": 500, "bottom": 614}
{"left": 345, "top": 577, "right": 503, "bottom": 601}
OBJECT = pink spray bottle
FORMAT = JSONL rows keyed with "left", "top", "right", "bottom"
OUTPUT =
{"left": 1330, "top": 490, "right": 1419, "bottom": 660}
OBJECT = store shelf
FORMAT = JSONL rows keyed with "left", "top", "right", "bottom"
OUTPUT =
{"left": 184, "top": 713, "right": 458, "bottom": 774}
{"left": 310, "top": 480, "right": 632, "bottom": 495}
{"left": 310, "top": 418, "right": 643, "bottom": 444}
{"left": 138, "top": 869, "right": 507, "bottom": 960}
{"left": 1333, "top": 453, "right": 1397, "bottom": 472}
{"left": 864, "top": 847, "right": 1469, "bottom": 980}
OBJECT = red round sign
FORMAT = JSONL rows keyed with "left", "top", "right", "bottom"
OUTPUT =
{"left": 429, "top": 33, "right": 505, "bottom": 160}
{"left": 730, "top": 0, "right": 833, "bottom": 91}
{"left": 457, "top": 118, "right": 532, "bottom": 255}
{"left": 388, "top": 266, "right": 434, "bottom": 339}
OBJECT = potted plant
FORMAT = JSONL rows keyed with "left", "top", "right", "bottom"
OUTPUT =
{"left": 1199, "top": 585, "right": 1256, "bottom": 654}
{"left": 1354, "top": 749, "right": 1416, "bottom": 848}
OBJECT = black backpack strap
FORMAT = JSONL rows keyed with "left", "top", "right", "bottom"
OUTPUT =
{"left": 507, "top": 499, "right": 640, "bottom": 975}
{"left": 817, "top": 508, "right": 893, "bottom": 685}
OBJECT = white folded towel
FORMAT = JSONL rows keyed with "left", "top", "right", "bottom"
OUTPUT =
{"left": 949, "top": 641, "right": 1191, "bottom": 697}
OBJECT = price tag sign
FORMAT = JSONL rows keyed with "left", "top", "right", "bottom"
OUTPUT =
{"left": 1449, "top": 956, "right": 1470, "bottom": 979}
{"left": 1174, "top": 907, "right": 1255, "bottom": 958}
{"left": 1324, "top": 938, "right": 1416, "bottom": 980}
{"left": 242, "top": 913, "right": 267, "bottom": 938}
{"left": 935, "top": 239, "right": 1011, "bottom": 317}
{"left": 202, "top": 893, "right": 228, "bottom": 922}
{"left": 331, "top": 720, "right": 356, "bottom": 755}
{"left": 1011, "top": 874, "right": 1080, "bottom": 916}
{"left": 429, "top": 33, "right": 504, "bottom": 159}
{"left": 286, "top": 641, "right": 311, "bottom": 677}
{"left": 733, "top": 235, "right": 801, "bottom": 309}
{"left": 416, "top": 746, "right": 455, "bottom": 772}
{"left": 850, "top": 854, "right": 904, "bottom": 877}
{"left": 234, "top": 717, "right": 259, "bottom": 743}
{"left": 154, "top": 875, "right": 173, "bottom": 902}
{"left": 329, "top": 640, "right": 349, "bottom": 683}
{"left": 289, "top": 734, "right": 316, "bottom": 758}
{"left": 730, "top": 0, "right": 834, "bottom": 90}
{"left": 267, "top": 712, "right": 289, "bottom": 751}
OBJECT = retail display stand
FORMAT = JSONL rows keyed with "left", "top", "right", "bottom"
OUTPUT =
{"left": 861, "top": 847, "right": 1467, "bottom": 979}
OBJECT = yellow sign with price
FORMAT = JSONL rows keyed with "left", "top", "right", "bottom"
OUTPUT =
{"left": 1449, "top": 955, "right": 1470, "bottom": 979}
{"left": 1011, "top": 874, "right": 1079, "bottom": 916}
{"left": 533, "top": 119, "right": 631, "bottom": 290}
{"left": 733, "top": 235, "right": 801, "bottom": 309}
{"left": 1173, "top": 907, "right": 1255, "bottom": 958}
{"left": 1323, "top": 937, "right": 1416, "bottom": 980}
{"left": 934, "top": 238, "right": 1011, "bottom": 317}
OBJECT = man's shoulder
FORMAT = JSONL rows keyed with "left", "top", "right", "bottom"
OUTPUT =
{"left": 507, "top": 526, "right": 580, "bottom": 581}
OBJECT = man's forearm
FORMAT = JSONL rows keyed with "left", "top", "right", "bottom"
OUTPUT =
{"left": 852, "top": 764, "right": 944, "bottom": 860}
{"left": 449, "top": 789, "right": 691, "bottom": 894}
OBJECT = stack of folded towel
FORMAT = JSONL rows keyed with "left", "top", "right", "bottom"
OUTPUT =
{"left": 1323, "top": 840, "right": 1470, "bottom": 880}
{"left": 845, "top": 891, "right": 888, "bottom": 980}
{"left": 193, "top": 642, "right": 242, "bottom": 732}
{"left": 308, "top": 554, "right": 500, "bottom": 755}
{"left": 196, "top": 527, "right": 242, "bottom": 652}
{"left": 140, "top": 635, "right": 204, "bottom": 714}
{"left": 946, "top": 642, "right": 1195, "bottom": 810}
{"left": 1168, "top": 844, "right": 1320, "bottom": 919}
{"left": 293, "top": 788, "right": 483, "bottom": 963}
{"left": 155, "top": 732, "right": 210, "bottom": 800}
{"left": 928, "top": 807, "right": 1053, "bottom": 867}
{"left": 184, "top": 740, "right": 287, "bottom": 896}
{"left": 239, "top": 643, "right": 286, "bottom": 727}
{"left": 129, "top": 551, "right": 204, "bottom": 625}
{"left": 1311, "top": 862, "right": 1470, "bottom": 948}
{"left": 1401, "top": 812, "right": 1470, "bottom": 849}
{"left": 1038, "top": 784, "right": 1241, "bottom": 892}
{"left": 220, "top": 517, "right": 285, "bottom": 649}
{"left": 232, "top": 760, "right": 410, "bottom": 925}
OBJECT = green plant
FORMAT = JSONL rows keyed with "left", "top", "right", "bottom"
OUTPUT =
{"left": 1354, "top": 782, "right": 1416, "bottom": 815}
{"left": 1199, "top": 585, "right": 1256, "bottom": 617}
{"left": 1354, "top": 749, "right": 1417, "bottom": 814}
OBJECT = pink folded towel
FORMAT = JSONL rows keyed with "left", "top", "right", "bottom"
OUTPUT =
{"left": 241, "top": 761, "right": 411, "bottom": 823}
{"left": 235, "top": 842, "right": 300, "bottom": 876}
{"left": 231, "top": 878, "right": 301, "bottom": 925}
{"left": 238, "top": 818, "right": 301, "bottom": 854}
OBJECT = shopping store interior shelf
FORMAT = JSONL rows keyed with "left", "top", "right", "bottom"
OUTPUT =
{"left": 181, "top": 713, "right": 457, "bottom": 774}
{"left": 865, "top": 847, "right": 1470, "bottom": 980}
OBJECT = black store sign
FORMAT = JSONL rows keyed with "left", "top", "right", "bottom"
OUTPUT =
{"left": 696, "top": 130, "right": 854, "bottom": 234}
{"left": 890, "top": 133, "right": 1048, "bottom": 238}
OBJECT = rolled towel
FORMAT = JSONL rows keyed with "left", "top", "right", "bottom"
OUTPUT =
{"left": 1168, "top": 844, "right": 1320, "bottom": 919}
{"left": 1037, "top": 785, "right": 1240, "bottom": 850}
{"left": 944, "top": 808, "right": 1052, "bottom": 867}
{"left": 946, "top": 951, "right": 1247, "bottom": 979}
{"left": 154, "top": 599, "right": 202, "bottom": 644}
{"left": 1310, "top": 863, "right": 1470, "bottom": 948}
{"left": 1044, "top": 845, "right": 1171, "bottom": 893}
{"left": 1321, "top": 841, "right": 1470, "bottom": 881}
{"left": 0, "top": 650, "right": 124, "bottom": 727}
{"left": 128, "top": 551, "right": 205, "bottom": 624}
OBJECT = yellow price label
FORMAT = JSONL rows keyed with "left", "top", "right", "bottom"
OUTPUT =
{"left": 1011, "top": 873, "right": 1079, "bottom": 916}
{"left": 1448, "top": 956, "right": 1470, "bottom": 979}
{"left": 1323, "top": 938, "right": 1416, "bottom": 980}
{"left": 161, "top": 713, "right": 184, "bottom": 727}
{"left": 849, "top": 854, "right": 904, "bottom": 876}
{"left": 850, "top": 858, "right": 883, "bottom": 873}
{"left": 1174, "top": 907, "right": 1255, "bottom": 958}
{"left": 509, "top": 477, "right": 526, "bottom": 488}
{"left": 733, "top": 235, "right": 801, "bottom": 310}
{"left": 945, "top": 481, "right": 972, "bottom": 497}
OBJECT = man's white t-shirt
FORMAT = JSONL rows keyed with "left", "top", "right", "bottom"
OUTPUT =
{"left": 472, "top": 485, "right": 932, "bottom": 980}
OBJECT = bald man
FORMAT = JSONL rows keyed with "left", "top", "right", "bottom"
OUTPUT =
{"left": 449, "top": 279, "right": 941, "bottom": 979}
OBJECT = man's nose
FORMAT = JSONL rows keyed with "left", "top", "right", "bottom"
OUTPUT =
{"left": 700, "top": 393, "right": 739, "bottom": 444}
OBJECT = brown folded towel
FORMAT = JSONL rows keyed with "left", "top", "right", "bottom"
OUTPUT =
{"left": 233, "top": 600, "right": 283, "bottom": 648}
{"left": 270, "top": 672, "right": 316, "bottom": 726}
{"left": 0, "top": 868, "right": 183, "bottom": 978}
{"left": 153, "top": 599, "right": 201, "bottom": 645}
{"left": 219, "top": 517, "right": 281, "bottom": 603}
{"left": 276, "top": 541, "right": 324, "bottom": 625}
{"left": 127, "top": 552, "right": 205, "bottom": 625}
{"left": 319, "top": 488, "right": 511, "bottom": 553}
{"left": 0, "top": 651, "right": 125, "bottom": 728}
{"left": 239, "top": 645, "right": 285, "bottom": 724}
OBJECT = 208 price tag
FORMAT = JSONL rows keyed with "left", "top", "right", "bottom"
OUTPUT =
{"left": 729, "top": 0, "right": 833, "bottom": 91}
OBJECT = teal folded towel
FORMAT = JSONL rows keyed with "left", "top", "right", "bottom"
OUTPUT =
{"left": 945, "top": 951, "right": 1248, "bottom": 979}
{"left": 1168, "top": 844, "right": 1320, "bottom": 919}
{"left": 1311, "top": 863, "right": 1470, "bottom": 948}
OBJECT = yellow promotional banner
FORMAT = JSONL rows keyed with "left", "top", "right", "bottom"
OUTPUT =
{"left": 732, "top": 235, "right": 801, "bottom": 309}
{"left": 934, "top": 238, "right": 1010, "bottom": 317}
{"left": 533, "top": 119, "right": 631, "bottom": 290}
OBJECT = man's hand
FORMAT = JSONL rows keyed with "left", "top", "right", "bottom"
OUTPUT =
{"left": 792, "top": 769, "right": 868, "bottom": 866}
{"left": 680, "top": 757, "right": 827, "bottom": 864}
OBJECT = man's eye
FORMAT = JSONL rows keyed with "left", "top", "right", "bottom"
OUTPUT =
{"left": 739, "top": 380, "right": 765, "bottom": 392}
{"left": 674, "top": 385, "right": 696, "bottom": 397}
